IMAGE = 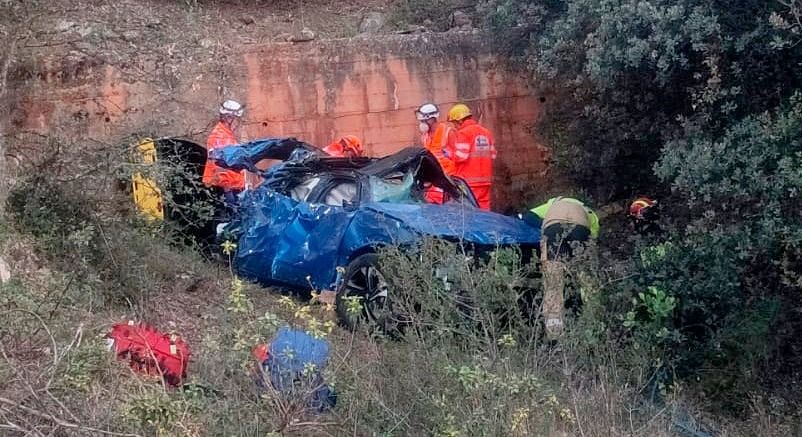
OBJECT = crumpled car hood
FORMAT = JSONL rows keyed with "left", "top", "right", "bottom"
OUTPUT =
{"left": 361, "top": 202, "right": 541, "bottom": 246}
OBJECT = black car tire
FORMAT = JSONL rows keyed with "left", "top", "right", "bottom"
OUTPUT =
{"left": 336, "top": 253, "right": 405, "bottom": 333}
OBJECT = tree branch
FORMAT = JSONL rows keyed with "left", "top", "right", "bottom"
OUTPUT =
{"left": 0, "top": 397, "right": 142, "bottom": 437}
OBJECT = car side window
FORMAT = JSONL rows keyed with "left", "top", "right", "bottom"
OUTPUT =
{"left": 290, "top": 177, "right": 321, "bottom": 202}
{"left": 306, "top": 177, "right": 360, "bottom": 207}
{"left": 323, "top": 182, "right": 358, "bottom": 206}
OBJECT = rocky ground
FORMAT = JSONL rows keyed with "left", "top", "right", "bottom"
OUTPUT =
{"left": 5, "top": 0, "right": 483, "bottom": 59}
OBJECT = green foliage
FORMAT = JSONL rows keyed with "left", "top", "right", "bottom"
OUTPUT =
{"left": 486, "top": 0, "right": 802, "bottom": 199}
{"left": 58, "top": 339, "right": 110, "bottom": 392}
{"left": 487, "top": 0, "right": 802, "bottom": 414}
{"left": 7, "top": 177, "right": 100, "bottom": 266}
{"left": 623, "top": 286, "right": 677, "bottom": 338}
{"left": 645, "top": 96, "right": 802, "bottom": 409}
{"left": 124, "top": 387, "right": 203, "bottom": 435}
{"left": 322, "top": 239, "right": 667, "bottom": 435}
{"left": 5, "top": 173, "right": 209, "bottom": 307}
{"left": 657, "top": 93, "right": 802, "bottom": 224}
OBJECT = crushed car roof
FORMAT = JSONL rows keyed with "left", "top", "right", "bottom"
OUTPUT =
{"left": 210, "top": 137, "right": 464, "bottom": 200}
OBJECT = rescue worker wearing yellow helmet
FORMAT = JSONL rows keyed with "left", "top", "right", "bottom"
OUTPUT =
{"left": 447, "top": 103, "right": 497, "bottom": 210}
{"left": 522, "top": 197, "right": 599, "bottom": 339}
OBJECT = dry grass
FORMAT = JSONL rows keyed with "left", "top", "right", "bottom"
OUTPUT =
{"left": 1, "top": 217, "right": 798, "bottom": 435}
{"left": 0, "top": 136, "right": 795, "bottom": 436}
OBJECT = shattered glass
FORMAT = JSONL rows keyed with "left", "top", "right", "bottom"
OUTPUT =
{"left": 369, "top": 172, "right": 416, "bottom": 203}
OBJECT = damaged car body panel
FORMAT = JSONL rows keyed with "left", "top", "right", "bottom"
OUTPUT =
{"left": 213, "top": 138, "right": 541, "bottom": 291}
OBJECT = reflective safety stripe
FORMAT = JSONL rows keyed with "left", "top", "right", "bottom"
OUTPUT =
{"left": 453, "top": 120, "right": 495, "bottom": 189}
{"left": 471, "top": 148, "right": 495, "bottom": 158}
{"left": 454, "top": 141, "right": 471, "bottom": 161}
{"left": 463, "top": 176, "right": 492, "bottom": 184}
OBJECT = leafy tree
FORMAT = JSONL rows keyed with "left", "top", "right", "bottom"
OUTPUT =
{"left": 485, "top": 0, "right": 802, "bottom": 410}
{"left": 486, "top": 0, "right": 802, "bottom": 199}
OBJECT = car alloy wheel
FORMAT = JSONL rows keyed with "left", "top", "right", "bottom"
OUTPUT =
{"left": 336, "top": 253, "right": 403, "bottom": 333}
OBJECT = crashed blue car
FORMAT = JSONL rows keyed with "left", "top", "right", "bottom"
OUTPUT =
{"left": 211, "top": 138, "right": 541, "bottom": 325}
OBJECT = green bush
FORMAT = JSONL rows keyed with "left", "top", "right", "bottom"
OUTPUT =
{"left": 486, "top": 0, "right": 802, "bottom": 414}
{"left": 326, "top": 239, "right": 673, "bottom": 435}
{"left": 644, "top": 95, "right": 802, "bottom": 409}
{"left": 7, "top": 177, "right": 101, "bottom": 266}
{"left": 5, "top": 168, "right": 213, "bottom": 308}
{"left": 485, "top": 0, "right": 802, "bottom": 199}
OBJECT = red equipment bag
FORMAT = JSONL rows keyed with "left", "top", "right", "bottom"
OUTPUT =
{"left": 107, "top": 321, "right": 190, "bottom": 387}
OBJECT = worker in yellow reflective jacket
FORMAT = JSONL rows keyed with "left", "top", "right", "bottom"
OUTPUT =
{"left": 523, "top": 197, "right": 599, "bottom": 340}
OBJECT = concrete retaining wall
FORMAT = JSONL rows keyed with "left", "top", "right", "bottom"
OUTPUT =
{"left": 7, "top": 33, "right": 548, "bottom": 210}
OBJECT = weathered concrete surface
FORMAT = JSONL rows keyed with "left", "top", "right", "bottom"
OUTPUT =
{"left": 6, "top": 33, "right": 548, "bottom": 210}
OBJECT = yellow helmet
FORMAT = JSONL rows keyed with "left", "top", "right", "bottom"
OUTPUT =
{"left": 448, "top": 103, "right": 472, "bottom": 122}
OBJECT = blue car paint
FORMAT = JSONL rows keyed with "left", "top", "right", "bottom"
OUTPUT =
{"left": 233, "top": 189, "right": 353, "bottom": 289}
{"left": 209, "top": 137, "right": 320, "bottom": 172}
{"left": 358, "top": 202, "right": 541, "bottom": 245}
{"left": 215, "top": 138, "right": 541, "bottom": 291}
{"left": 233, "top": 189, "right": 540, "bottom": 291}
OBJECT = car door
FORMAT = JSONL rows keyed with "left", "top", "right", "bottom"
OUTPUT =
{"left": 268, "top": 176, "right": 362, "bottom": 291}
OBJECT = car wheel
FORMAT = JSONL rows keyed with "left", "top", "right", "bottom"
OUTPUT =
{"left": 336, "top": 253, "right": 404, "bottom": 333}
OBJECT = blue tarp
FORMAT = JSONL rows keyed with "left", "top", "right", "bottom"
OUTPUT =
{"left": 209, "top": 137, "right": 320, "bottom": 172}
{"left": 233, "top": 189, "right": 356, "bottom": 289}
{"left": 260, "top": 327, "right": 336, "bottom": 412}
{"left": 268, "top": 326, "right": 330, "bottom": 372}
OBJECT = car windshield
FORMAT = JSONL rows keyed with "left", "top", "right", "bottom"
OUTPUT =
{"left": 368, "top": 173, "right": 416, "bottom": 203}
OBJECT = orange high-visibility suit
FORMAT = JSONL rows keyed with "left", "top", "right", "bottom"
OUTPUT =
{"left": 322, "top": 135, "right": 364, "bottom": 157}
{"left": 322, "top": 143, "right": 348, "bottom": 157}
{"left": 422, "top": 122, "right": 457, "bottom": 204}
{"left": 202, "top": 121, "right": 245, "bottom": 191}
{"left": 453, "top": 119, "right": 496, "bottom": 210}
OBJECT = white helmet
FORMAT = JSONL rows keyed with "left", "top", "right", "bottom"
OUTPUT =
{"left": 219, "top": 99, "right": 244, "bottom": 117}
{"left": 416, "top": 103, "right": 439, "bottom": 121}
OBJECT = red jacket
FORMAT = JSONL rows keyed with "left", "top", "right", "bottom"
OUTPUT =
{"left": 454, "top": 119, "right": 497, "bottom": 209}
{"left": 202, "top": 121, "right": 245, "bottom": 191}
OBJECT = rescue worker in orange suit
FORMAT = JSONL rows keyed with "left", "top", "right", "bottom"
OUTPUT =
{"left": 416, "top": 103, "right": 456, "bottom": 204}
{"left": 629, "top": 196, "right": 662, "bottom": 236}
{"left": 323, "top": 135, "right": 364, "bottom": 158}
{"left": 202, "top": 99, "right": 246, "bottom": 212}
{"left": 447, "top": 103, "right": 497, "bottom": 211}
